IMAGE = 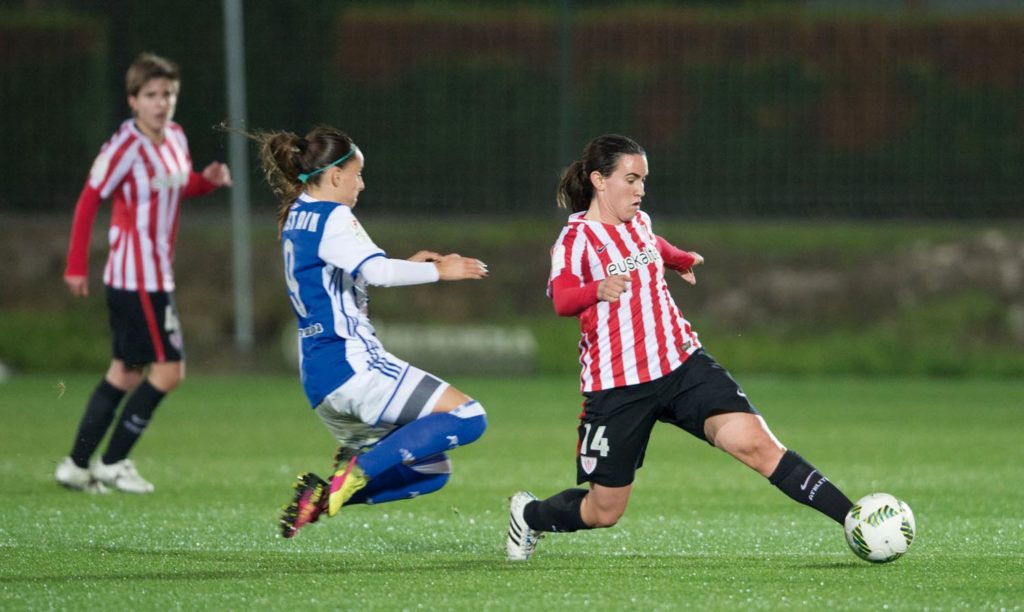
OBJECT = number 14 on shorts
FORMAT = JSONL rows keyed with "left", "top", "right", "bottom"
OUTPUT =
{"left": 581, "top": 424, "right": 611, "bottom": 457}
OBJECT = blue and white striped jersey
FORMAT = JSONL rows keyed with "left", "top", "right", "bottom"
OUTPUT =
{"left": 281, "top": 194, "right": 403, "bottom": 407}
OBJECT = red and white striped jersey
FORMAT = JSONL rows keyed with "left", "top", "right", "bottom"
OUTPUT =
{"left": 548, "top": 210, "right": 701, "bottom": 393}
{"left": 65, "top": 119, "right": 215, "bottom": 291}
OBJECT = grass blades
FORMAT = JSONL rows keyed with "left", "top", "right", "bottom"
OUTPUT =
{"left": 1, "top": 374, "right": 1022, "bottom": 609}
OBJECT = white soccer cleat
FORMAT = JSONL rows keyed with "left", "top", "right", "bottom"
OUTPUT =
{"left": 506, "top": 491, "right": 542, "bottom": 561}
{"left": 92, "top": 458, "right": 155, "bottom": 494}
{"left": 55, "top": 456, "right": 109, "bottom": 494}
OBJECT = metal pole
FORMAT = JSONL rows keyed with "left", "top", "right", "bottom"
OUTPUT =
{"left": 557, "top": 0, "right": 575, "bottom": 168}
{"left": 223, "top": 0, "right": 254, "bottom": 352}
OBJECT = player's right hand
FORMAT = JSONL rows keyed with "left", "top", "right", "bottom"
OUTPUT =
{"left": 598, "top": 274, "right": 631, "bottom": 303}
{"left": 65, "top": 275, "right": 89, "bottom": 297}
{"left": 435, "top": 254, "right": 488, "bottom": 281}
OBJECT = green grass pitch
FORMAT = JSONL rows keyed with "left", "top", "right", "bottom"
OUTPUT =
{"left": 1, "top": 373, "right": 1021, "bottom": 609}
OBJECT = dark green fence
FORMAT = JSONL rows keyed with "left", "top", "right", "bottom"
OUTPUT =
{"left": 2, "top": 2, "right": 1022, "bottom": 217}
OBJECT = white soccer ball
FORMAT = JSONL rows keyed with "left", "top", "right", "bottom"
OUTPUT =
{"left": 844, "top": 492, "right": 915, "bottom": 563}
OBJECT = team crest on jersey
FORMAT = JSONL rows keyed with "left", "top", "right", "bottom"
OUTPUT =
{"left": 580, "top": 455, "right": 598, "bottom": 474}
{"left": 351, "top": 218, "right": 371, "bottom": 243}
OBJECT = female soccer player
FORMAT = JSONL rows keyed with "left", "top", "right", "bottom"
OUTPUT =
{"left": 247, "top": 125, "right": 489, "bottom": 538}
{"left": 57, "top": 53, "right": 231, "bottom": 494}
{"left": 506, "top": 134, "right": 854, "bottom": 560}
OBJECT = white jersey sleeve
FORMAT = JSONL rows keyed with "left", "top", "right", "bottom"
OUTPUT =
{"left": 360, "top": 256, "right": 439, "bottom": 287}
{"left": 318, "top": 206, "right": 386, "bottom": 274}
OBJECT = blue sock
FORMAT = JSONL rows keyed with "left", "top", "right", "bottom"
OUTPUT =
{"left": 348, "top": 455, "right": 451, "bottom": 505}
{"left": 357, "top": 401, "right": 486, "bottom": 479}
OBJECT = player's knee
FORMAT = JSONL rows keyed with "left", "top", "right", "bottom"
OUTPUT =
{"left": 449, "top": 400, "right": 487, "bottom": 445}
{"left": 107, "top": 361, "right": 144, "bottom": 391}
{"left": 752, "top": 443, "right": 786, "bottom": 477}
{"left": 725, "top": 435, "right": 783, "bottom": 477}
{"left": 409, "top": 456, "right": 451, "bottom": 497}
{"left": 148, "top": 362, "right": 184, "bottom": 392}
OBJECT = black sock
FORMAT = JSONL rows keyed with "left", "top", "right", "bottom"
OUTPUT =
{"left": 769, "top": 450, "right": 853, "bottom": 525}
{"left": 69, "top": 379, "right": 126, "bottom": 468}
{"left": 524, "top": 488, "right": 590, "bottom": 532}
{"left": 101, "top": 380, "right": 166, "bottom": 464}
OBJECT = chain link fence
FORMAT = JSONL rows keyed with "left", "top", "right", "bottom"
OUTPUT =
{"left": 2, "top": 1, "right": 1022, "bottom": 218}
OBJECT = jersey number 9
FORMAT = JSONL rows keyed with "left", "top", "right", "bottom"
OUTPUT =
{"left": 283, "top": 239, "right": 309, "bottom": 318}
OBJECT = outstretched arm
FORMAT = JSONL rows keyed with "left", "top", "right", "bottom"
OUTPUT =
{"left": 433, "top": 253, "right": 488, "bottom": 281}
{"left": 655, "top": 235, "right": 704, "bottom": 285}
{"left": 183, "top": 162, "right": 232, "bottom": 198}
{"left": 360, "top": 253, "right": 487, "bottom": 287}
{"left": 406, "top": 250, "right": 489, "bottom": 280}
{"left": 407, "top": 250, "right": 442, "bottom": 263}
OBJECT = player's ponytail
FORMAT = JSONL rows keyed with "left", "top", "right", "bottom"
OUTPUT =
{"left": 226, "top": 123, "right": 355, "bottom": 234}
{"left": 556, "top": 160, "right": 589, "bottom": 213}
{"left": 257, "top": 131, "right": 307, "bottom": 232}
{"left": 556, "top": 134, "right": 646, "bottom": 214}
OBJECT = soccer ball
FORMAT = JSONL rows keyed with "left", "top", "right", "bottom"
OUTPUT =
{"left": 844, "top": 493, "right": 915, "bottom": 563}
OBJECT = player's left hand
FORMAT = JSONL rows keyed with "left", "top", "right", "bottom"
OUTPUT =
{"left": 677, "top": 252, "right": 704, "bottom": 285}
{"left": 408, "top": 250, "right": 443, "bottom": 263}
{"left": 202, "top": 162, "right": 232, "bottom": 187}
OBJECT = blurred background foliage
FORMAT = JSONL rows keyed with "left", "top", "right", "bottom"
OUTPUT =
{"left": 0, "top": 1, "right": 1021, "bottom": 378}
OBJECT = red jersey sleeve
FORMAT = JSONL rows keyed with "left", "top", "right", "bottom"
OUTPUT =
{"left": 550, "top": 273, "right": 600, "bottom": 317}
{"left": 655, "top": 235, "right": 696, "bottom": 271}
{"left": 183, "top": 171, "right": 217, "bottom": 198}
{"left": 64, "top": 183, "right": 103, "bottom": 278}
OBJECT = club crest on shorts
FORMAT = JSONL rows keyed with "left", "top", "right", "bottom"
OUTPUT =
{"left": 580, "top": 455, "right": 598, "bottom": 474}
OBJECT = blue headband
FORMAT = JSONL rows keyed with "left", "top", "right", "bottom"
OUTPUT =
{"left": 298, "top": 145, "right": 358, "bottom": 184}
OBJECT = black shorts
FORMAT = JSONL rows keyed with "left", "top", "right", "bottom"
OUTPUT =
{"left": 576, "top": 350, "right": 759, "bottom": 487}
{"left": 106, "top": 287, "right": 184, "bottom": 366}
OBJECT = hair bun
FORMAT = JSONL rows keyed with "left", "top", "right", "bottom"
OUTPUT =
{"left": 297, "top": 137, "right": 308, "bottom": 153}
